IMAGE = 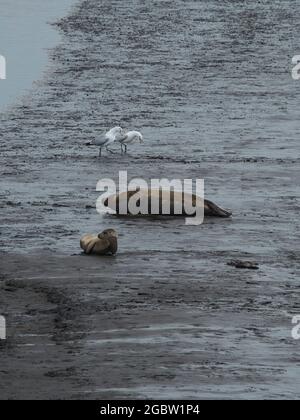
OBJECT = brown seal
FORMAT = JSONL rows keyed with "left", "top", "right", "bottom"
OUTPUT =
{"left": 103, "top": 189, "right": 232, "bottom": 218}
{"left": 80, "top": 229, "right": 118, "bottom": 255}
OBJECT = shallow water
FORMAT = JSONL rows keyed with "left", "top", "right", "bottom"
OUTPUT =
{"left": 1, "top": 0, "right": 300, "bottom": 400}
{"left": 0, "top": 0, "right": 76, "bottom": 111}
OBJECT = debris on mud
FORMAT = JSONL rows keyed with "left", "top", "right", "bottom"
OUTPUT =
{"left": 227, "top": 260, "right": 259, "bottom": 270}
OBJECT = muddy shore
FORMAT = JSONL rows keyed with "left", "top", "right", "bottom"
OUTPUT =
{"left": 1, "top": 0, "right": 300, "bottom": 399}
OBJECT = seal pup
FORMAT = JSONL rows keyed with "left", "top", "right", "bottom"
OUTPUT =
{"left": 103, "top": 189, "right": 232, "bottom": 218}
{"left": 94, "top": 127, "right": 125, "bottom": 157}
{"left": 119, "top": 130, "right": 144, "bottom": 154}
{"left": 80, "top": 229, "right": 118, "bottom": 255}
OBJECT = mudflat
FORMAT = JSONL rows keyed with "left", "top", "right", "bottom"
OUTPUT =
{"left": 1, "top": 251, "right": 299, "bottom": 399}
{"left": 0, "top": 0, "right": 300, "bottom": 399}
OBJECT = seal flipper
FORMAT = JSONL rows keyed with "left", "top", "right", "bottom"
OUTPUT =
{"left": 204, "top": 199, "right": 232, "bottom": 218}
{"left": 92, "top": 238, "right": 111, "bottom": 255}
{"left": 80, "top": 234, "right": 95, "bottom": 252}
{"left": 85, "top": 237, "right": 99, "bottom": 254}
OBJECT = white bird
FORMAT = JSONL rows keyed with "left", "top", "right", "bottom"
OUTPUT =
{"left": 119, "top": 130, "right": 144, "bottom": 154}
{"left": 94, "top": 126, "right": 125, "bottom": 157}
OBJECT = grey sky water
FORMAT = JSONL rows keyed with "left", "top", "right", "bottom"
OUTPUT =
{"left": 0, "top": 0, "right": 75, "bottom": 112}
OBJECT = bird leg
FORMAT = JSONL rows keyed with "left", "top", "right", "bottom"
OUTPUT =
{"left": 106, "top": 146, "right": 116, "bottom": 154}
{"left": 99, "top": 147, "right": 102, "bottom": 157}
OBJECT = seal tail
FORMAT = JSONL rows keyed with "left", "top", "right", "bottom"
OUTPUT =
{"left": 204, "top": 199, "right": 232, "bottom": 218}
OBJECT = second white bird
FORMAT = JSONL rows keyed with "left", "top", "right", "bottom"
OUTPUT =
{"left": 119, "top": 131, "right": 144, "bottom": 154}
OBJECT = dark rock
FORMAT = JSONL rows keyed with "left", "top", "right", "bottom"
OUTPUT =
{"left": 227, "top": 260, "right": 259, "bottom": 270}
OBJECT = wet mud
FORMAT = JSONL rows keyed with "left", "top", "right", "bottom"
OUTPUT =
{"left": 0, "top": 0, "right": 300, "bottom": 399}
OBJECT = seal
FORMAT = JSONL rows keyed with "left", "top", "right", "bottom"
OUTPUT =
{"left": 103, "top": 189, "right": 232, "bottom": 218}
{"left": 80, "top": 229, "right": 118, "bottom": 255}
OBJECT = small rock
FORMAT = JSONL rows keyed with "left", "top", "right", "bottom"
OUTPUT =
{"left": 227, "top": 260, "right": 259, "bottom": 270}
{"left": 6, "top": 201, "right": 21, "bottom": 207}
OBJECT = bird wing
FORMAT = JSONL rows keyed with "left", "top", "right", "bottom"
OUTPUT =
{"left": 125, "top": 131, "right": 143, "bottom": 144}
{"left": 119, "top": 133, "right": 128, "bottom": 144}
{"left": 121, "top": 132, "right": 137, "bottom": 144}
{"left": 94, "top": 128, "right": 118, "bottom": 146}
{"left": 94, "top": 135, "right": 109, "bottom": 146}
{"left": 104, "top": 130, "right": 122, "bottom": 145}
{"left": 105, "top": 131, "right": 115, "bottom": 141}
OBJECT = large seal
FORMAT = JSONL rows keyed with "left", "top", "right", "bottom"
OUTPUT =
{"left": 80, "top": 229, "right": 118, "bottom": 255}
{"left": 103, "top": 189, "right": 232, "bottom": 218}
